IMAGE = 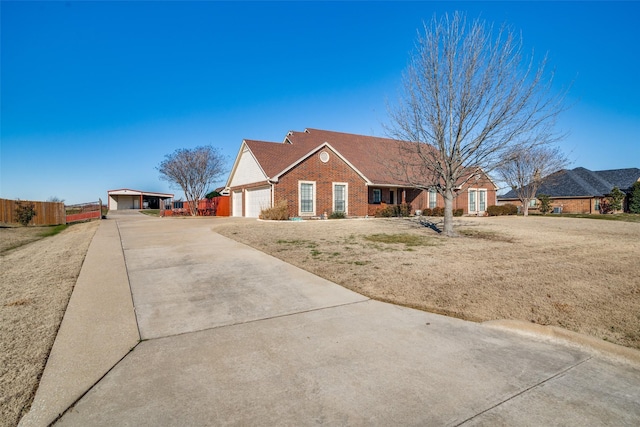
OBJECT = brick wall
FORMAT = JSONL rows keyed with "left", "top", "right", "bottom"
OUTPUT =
{"left": 275, "top": 147, "right": 368, "bottom": 217}
{"left": 499, "top": 197, "right": 599, "bottom": 214}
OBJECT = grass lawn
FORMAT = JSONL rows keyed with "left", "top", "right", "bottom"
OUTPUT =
{"left": 214, "top": 215, "right": 640, "bottom": 350}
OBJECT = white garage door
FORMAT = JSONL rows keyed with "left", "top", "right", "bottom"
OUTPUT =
{"left": 232, "top": 191, "right": 243, "bottom": 217}
{"left": 245, "top": 186, "right": 271, "bottom": 218}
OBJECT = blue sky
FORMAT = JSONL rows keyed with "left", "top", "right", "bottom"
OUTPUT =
{"left": 2, "top": 1, "right": 639, "bottom": 204}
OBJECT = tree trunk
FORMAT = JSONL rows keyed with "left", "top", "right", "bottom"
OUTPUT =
{"left": 443, "top": 188, "right": 455, "bottom": 236}
{"left": 522, "top": 203, "right": 529, "bottom": 216}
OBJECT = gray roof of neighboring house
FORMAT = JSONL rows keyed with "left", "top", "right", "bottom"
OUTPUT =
{"left": 499, "top": 167, "right": 640, "bottom": 199}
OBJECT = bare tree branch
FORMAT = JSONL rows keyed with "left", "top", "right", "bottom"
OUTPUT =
{"left": 157, "top": 146, "right": 227, "bottom": 216}
{"left": 385, "top": 12, "right": 567, "bottom": 235}
{"left": 496, "top": 145, "right": 569, "bottom": 216}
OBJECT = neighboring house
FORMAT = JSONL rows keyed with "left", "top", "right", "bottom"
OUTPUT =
{"left": 225, "top": 128, "right": 498, "bottom": 218}
{"left": 498, "top": 167, "right": 640, "bottom": 213}
{"left": 107, "top": 189, "right": 173, "bottom": 210}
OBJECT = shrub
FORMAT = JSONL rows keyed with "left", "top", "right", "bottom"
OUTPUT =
{"left": 629, "top": 182, "right": 640, "bottom": 214}
{"left": 487, "top": 205, "right": 501, "bottom": 216}
{"left": 608, "top": 186, "right": 625, "bottom": 212}
{"left": 486, "top": 204, "right": 518, "bottom": 216}
{"left": 538, "top": 194, "right": 552, "bottom": 214}
{"left": 374, "top": 203, "right": 412, "bottom": 218}
{"left": 453, "top": 208, "right": 464, "bottom": 217}
{"left": 503, "top": 203, "right": 518, "bottom": 215}
{"left": 328, "top": 211, "right": 346, "bottom": 219}
{"left": 260, "top": 201, "right": 289, "bottom": 220}
{"left": 15, "top": 200, "right": 37, "bottom": 226}
{"left": 431, "top": 207, "right": 444, "bottom": 216}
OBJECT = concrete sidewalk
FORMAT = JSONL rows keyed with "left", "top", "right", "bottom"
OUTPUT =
{"left": 20, "top": 212, "right": 640, "bottom": 426}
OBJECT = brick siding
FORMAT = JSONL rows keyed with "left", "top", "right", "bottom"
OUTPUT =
{"left": 275, "top": 147, "right": 368, "bottom": 217}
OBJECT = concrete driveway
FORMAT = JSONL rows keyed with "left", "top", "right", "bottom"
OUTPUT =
{"left": 20, "top": 212, "right": 640, "bottom": 426}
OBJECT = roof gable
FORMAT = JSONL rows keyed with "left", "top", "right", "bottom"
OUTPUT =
{"left": 227, "top": 142, "right": 268, "bottom": 187}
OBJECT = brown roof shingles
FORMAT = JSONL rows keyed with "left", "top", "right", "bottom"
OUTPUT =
{"left": 244, "top": 128, "right": 451, "bottom": 187}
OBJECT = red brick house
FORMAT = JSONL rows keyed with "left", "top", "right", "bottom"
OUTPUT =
{"left": 225, "top": 128, "right": 498, "bottom": 218}
{"left": 498, "top": 167, "right": 640, "bottom": 214}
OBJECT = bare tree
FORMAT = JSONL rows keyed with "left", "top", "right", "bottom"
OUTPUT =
{"left": 385, "top": 12, "right": 566, "bottom": 236}
{"left": 496, "top": 145, "right": 568, "bottom": 216}
{"left": 157, "top": 146, "right": 226, "bottom": 216}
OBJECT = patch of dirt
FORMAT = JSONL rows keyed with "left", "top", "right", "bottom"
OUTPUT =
{"left": 214, "top": 216, "right": 640, "bottom": 350}
{"left": 0, "top": 221, "right": 99, "bottom": 427}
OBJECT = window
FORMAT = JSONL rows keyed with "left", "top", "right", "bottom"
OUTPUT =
{"left": 595, "top": 198, "right": 601, "bottom": 211}
{"left": 299, "top": 181, "right": 315, "bottom": 215}
{"left": 529, "top": 199, "right": 537, "bottom": 208}
{"left": 373, "top": 189, "right": 381, "bottom": 204}
{"left": 468, "top": 190, "right": 477, "bottom": 212}
{"left": 333, "top": 183, "right": 347, "bottom": 213}
{"left": 429, "top": 189, "right": 437, "bottom": 209}
{"left": 468, "top": 189, "right": 488, "bottom": 213}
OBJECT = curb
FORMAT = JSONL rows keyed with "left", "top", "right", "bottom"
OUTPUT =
{"left": 483, "top": 319, "right": 640, "bottom": 366}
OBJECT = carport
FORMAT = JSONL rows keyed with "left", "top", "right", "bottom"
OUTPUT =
{"left": 108, "top": 189, "right": 174, "bottom": 211}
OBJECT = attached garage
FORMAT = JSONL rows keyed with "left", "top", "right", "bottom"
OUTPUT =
{"left": 232, "top": 190, "right": 243, "bottom": 217}
{"left": 245, "top": 186, "right": 271, "bottom": 218}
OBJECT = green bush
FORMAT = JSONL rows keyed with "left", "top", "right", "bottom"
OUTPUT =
{"left": 487, "top": 204, "right": 518, "bottom": 216}
{"left": 328, "top": 211, "right": 346, "bottom": 219}
{"left": 609, "top": 186, "right": 625, "bottom": 212}
{"left": 453, "top": 208, "right": 464, "bottom": 217}
{"left": 504, "top": 204, "right": 518, "bottom": 215}
{"left": 374, "top": 203, "right": 412, "bottom": 218}
{"left": 538, "top": 194, "right": 552, "bottom": 214}
{"left": 15, "top": 200, "right": 37, "bottom": 226}
{"left": 629, "top": 182, "right": 640, "bottom": 214}
{"left": 260, "top": 201, "right": 289, "bottom": 220}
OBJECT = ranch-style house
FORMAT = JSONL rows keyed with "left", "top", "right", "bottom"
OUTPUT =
{"left": 225, "top": 128, "right": 497, "bottom": 218}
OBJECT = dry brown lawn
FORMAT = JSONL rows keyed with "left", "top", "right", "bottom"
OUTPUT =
{"left": 0, "top": 221, "right": 98, "bottom": 427}
{"left": 214, "top": 215, "right": 640, "bottom": 350}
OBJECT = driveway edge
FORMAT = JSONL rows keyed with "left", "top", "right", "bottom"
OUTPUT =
{"left": 19, "top": 219, "right": 140, "bottom": 427}
{"left": 484, "top": 319, "right": 640, "bottom": 366}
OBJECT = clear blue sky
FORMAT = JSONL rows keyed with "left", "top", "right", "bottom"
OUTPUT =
{"left": 2, "top": 1, "right": 639, "bottom": 204}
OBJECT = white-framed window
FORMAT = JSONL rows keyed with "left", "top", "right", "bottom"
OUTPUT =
{"left": 298, "top": 181, "right": 315, "bottom": 215}
{"left": 333, "top": 183, "right": 348, "bottom": 214}
{"left": 479, "top": 190, "right": 486, "bottom": 212}
{"left": 595, "top": 198, "right": 601, "bottom": 211}
{"left": 429, "top": 189, "right": 437, "bottom": 209}
{"left": 373, "top": 188, "right": 381, "bottom": 204}
{"left": 529, "top": 199, "right": 537, "bottom": 208}
{"left": 468, "top": 189, "right": 488, "bottom": 213}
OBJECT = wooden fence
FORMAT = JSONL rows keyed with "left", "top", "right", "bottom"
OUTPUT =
{"left": 0, "top": 198, "right": 66, "bottom": 226}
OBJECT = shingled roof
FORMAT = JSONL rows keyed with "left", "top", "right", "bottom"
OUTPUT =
{"left": 284, "top": 128, "right": 412, "bottom": 185}
{"left": 235, "top": 128, "right": 497, "bottom": 189}
{"left": 242, "top": 128, "right": 422, "bottom": 186}
{"left": 499, "top": 167, "right": 640, "bottom": 199}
